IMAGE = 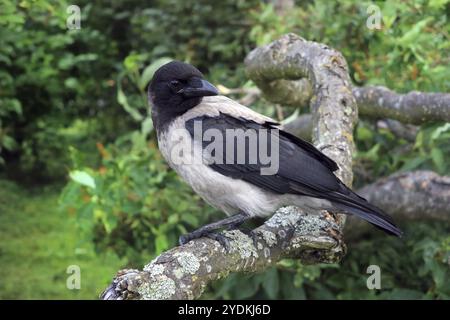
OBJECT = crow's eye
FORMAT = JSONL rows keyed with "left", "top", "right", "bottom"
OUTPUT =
{"left": 169, "top": 80, "right": 184, "bottom": 93}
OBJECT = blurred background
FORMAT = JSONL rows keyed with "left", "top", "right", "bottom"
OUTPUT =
{"left": 0, "top": 0, "right": 449, "bottom": 299}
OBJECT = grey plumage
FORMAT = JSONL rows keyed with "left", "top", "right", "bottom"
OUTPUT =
{"left": 157, "top": 95, "right": 333, "bottom": 218}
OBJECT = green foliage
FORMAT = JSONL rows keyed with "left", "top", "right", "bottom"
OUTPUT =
{"left": 248, "top": 0, "right": 450, "bottom": 183}
{"left": 355, "top": 121, "right": 450, "bottom": 185}
{"left": 59, "top": 130, "right": 218, "bottom": 265}
{"left": 0, "top": 98, "right": 22, "bottom": 165}
{"left": 1, "top": 0, "right": 449, "bottom": 299}
{"left": 0, "top": 0, "right": 139, "bottom": 180}
{"left": 128, "top": 0, "right": 258, "bottom": 72}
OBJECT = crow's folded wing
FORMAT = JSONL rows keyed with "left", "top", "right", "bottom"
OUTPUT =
{"left": 185, "top": 113, "right": 340, "bottom": 197}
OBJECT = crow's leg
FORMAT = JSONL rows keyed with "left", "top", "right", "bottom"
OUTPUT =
{"left": 179, "top": 213, "right": 251, "bottom": 249}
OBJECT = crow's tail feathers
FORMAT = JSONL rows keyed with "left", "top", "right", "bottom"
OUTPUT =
{"left": 334, "top": 202, "right": 403, "bottom": 236}
{"left": 332, "top": 186, "right": 403, "bottom": 237}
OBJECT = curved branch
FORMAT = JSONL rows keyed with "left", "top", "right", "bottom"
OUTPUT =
{"left": 378, "top": 119, "right": 418, "bottom": 142}
{"left": 358, "top": 170, "right": 450, "bottom": 221}
{"left": 246, "top": 81, "right": 450, "bottom": 125}
{"left": 284, "top": 115, "right": 419, "bottom": 142}
{"left": 101, "top": 207, "right": 345, "bottom": 300}
{"left": 101, "top": 33, "right": 356, "bottom": 300}
{"left": 353, "top": 86, "right": 450, "bottom": 125}
{"left": 245, "top": 33, "right": 357, "bottom": 186}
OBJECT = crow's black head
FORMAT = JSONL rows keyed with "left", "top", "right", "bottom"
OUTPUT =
{"left": 149, "top": 61, "right": 218, "bottom": 128}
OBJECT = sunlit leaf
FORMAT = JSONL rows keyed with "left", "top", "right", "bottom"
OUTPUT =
{"left": 69, "top": 170, "right": 96, "bottom": 189}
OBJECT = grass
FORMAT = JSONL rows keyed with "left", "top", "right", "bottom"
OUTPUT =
{"left": 0, "top": 179, "right": 125, "bottom": 299}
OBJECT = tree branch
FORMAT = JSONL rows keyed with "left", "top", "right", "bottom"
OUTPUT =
{"left": 230, "top": 82, "right": 450, "bottom": 127}
{"left": 283, "top": 113, "right": 313, "bottom": 140}
{"left": 353, "top": 86, "right": 450, "bottom": 125}
{"left": 284, "top": 114, "right": 419, "bottom": 142}
{"left": 101, "top": 33, "right": 357, "bottom": 300}
{"left": 345, "top": 170, "right": 450, "bottom": 237}
{"left": 101, "top": 207, "right": 345, "bottom": 300}
{"left": 360, "top": 170, "right": 450, "bottom": 220}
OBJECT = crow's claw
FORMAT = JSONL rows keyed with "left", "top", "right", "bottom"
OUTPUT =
{"left": 204, "top": 232, "right": 231, "bottom": 251}
{"left": 179, "top": 230, "right": 231, "bottom": 251}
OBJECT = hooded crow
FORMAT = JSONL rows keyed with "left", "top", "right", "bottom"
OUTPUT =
{"left": 148, "top": 61, "right": 402, "bottom": 246}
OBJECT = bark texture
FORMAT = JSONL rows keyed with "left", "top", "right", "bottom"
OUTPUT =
{"left": 346, "top": 170, "right": 450, "bottom": 237}
{"left": 101, "top": 33, "right": 357, "bottom": 300}
{"left": 353, "top": 86, "right": 450, "bottom": 125}
{"left": 358, "top": 170, "right": 450, "bottom": 221}
{"left": 246, "top": 81, "right": 450, "bottom": 126}
{"left": 101, "top": 207, "right": 344, "bottom": 300}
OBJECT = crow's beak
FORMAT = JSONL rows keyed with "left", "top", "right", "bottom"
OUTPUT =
{"left": 182, "top": 79, "right": 219, "bottom": 97}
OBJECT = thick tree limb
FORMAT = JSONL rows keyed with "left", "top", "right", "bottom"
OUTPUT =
{"left": 359, "top": 170, "right": 450, "bottom": 221}
{"left": 217, "top": 85, "right": 261, "bottom": 106}
{"left": 236, "top": 82, "right": 450, "bottom": 126}
{"left": 283, "top": 113, "right": 313, "bottom": 139}
{"left": 285, "top": 114, "right": 419, "bottom": 142}
{"left": 101, "top": 207, "right": 344, "bottom": 300}
{"left": 377, "top": 119, "right": 419, "bottom": 142}
{"left": 101, "top": 33, "right": 357, "bottom": 300}
{"left": 346, "top": 170, "right": 450, "bottom": 237}
{"left": 353, "top": 86, "right": 450, "bottom": 125}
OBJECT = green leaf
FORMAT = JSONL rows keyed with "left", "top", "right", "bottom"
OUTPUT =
{"left": 428, "top": 0, "right": 450, "bottom": 10}
{"left": 398, "top": 18, "right": 433, "bottom": 47}
{"left": 181, "top": 213, "right": 199, "bottom": 227}
{"left": 262, "top": 268, "right": 279, "bottom": 299}
{"left": 141, "top": 117, "right": 154, "bottom": 136}
{"left": 431, "top": 123, "right": 450, "bottom": 141}
{"left": 431, "top": 148, "right": 445, "bottom": 173}
{"left": 234, "top": 275, "right": 261, "bottom": 299}
{"left": 357, "top": 125, "right": 373, "bottom": 141}
{"left": 69, "top": 170, "right": 96, "bottom": 189}
{"left": 155, "top": 233, "right": 168, "bottom": 253}
{"left": 124, "top": 53, "right": 143, "bottom": 72}
{"left": 383, "top": 288, "right": 424, "bottom": 299}
{"left": 1, "top": 135, "right": 18, "bottom": 151}
{"left": 117, "top": 85, "right": 143, "bottom": 121}
{"left": 8, "top": 99, "right": 22, "bottom": 115}
{"left": 401, "top": 156, "right": 426, "bottom": 171}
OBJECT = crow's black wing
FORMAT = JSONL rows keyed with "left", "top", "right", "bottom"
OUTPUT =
{"left": 185, "top": 113, "right": 402, "bottom": 237}
{"left": 185, "top": 113, "right": 340, "bottom": 196}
